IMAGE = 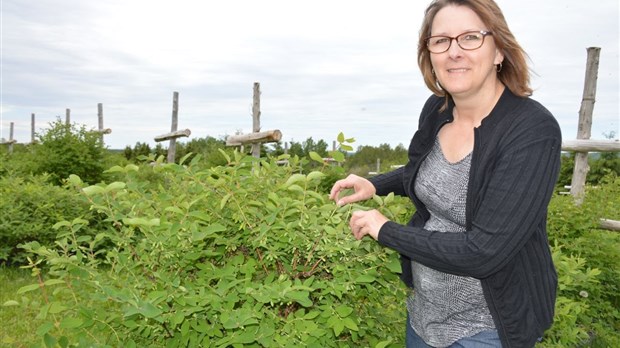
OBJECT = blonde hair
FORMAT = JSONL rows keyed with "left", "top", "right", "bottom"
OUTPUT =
{"left": 418, "top": 0, "right": 532, "bottom": 104}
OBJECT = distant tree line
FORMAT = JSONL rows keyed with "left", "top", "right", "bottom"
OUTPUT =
{"left": 1, "top": 119, "right": 617, "bottom": 189}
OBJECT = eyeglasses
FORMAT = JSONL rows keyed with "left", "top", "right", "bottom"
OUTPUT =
{"left": 425, "top": 30, "right": 493, "bottom": 54}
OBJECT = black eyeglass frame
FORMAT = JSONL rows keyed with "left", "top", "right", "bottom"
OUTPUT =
{"left": 425, "top": 30, "right": 493, "bottom": 54}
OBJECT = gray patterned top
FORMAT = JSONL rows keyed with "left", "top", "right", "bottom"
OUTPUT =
{"left": 407, "top": 137, "right": 495, "bottom": 347}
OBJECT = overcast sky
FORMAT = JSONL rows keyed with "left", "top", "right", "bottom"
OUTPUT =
{"left": 1, "top": 0, "right": 618, "bottom": 150}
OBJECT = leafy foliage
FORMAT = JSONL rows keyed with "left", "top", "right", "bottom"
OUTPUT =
{"left": 544, "top": 173, "right": 620, "bottom": 347}
{"left": 2, "top": 128, "right": 619, "bottom": 346}
{"left": 0, "top": 174, "right": 94, "bottom": 265}
{"left": 13, "top": 146, "right": 413, "bottom": 347}
{"left": 31, "top": 119, "right": 107, "bottom": 185}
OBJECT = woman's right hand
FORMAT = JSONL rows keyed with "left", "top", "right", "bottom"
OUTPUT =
{"left": 329, "top": 174, "right": 376, "bottom": 206}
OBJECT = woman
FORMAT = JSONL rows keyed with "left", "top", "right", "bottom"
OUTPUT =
{"left": 329, "top": 0, "right": 562, "bottom": 347}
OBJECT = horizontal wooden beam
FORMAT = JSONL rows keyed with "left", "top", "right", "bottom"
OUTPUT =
{"left": 0, "top": 140, "right": 17, "bottom": 145}
{"left": 562, "top": 139, "right": 620, "bottom": 152}
{"left": 599, "top": 219, "right": 620, "bottom": 232}
{"left": 154, "top": 129, "right": 191, "bottom": 142}
{"left": 95, "top": 128, "right": 112, "bottom": 134}
{"left": 226, "top": 129, "right": 282, "bottom": 146}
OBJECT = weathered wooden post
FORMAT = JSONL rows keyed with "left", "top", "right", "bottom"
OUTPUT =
{"left": 251, "top": 82, "right": 261, "bottom": 158}
{"left": 31, "top": 113, "right": 36, "bottom": 144}
{"left": 9, "top": 122, "right": 15, "bottom": 153}
{"left": 65, "top": 108, "right": 71, "bottom": 126}
{"left": 559, "top": 47, "right": 620, "bottom": 231}
{"left": 95, "top": 103, "right": 112, "bottom": 145}
{"left": 1, "top": 122, "right": 17, "bottom": 151}
{"left": 154, "top": 92, "right": 191, "bottom": 163}
{"left": 569, "top": 47, "right": 600, "bottom": 204}
{"left": 226, "top": 83, "right": 282, "bottom": 158}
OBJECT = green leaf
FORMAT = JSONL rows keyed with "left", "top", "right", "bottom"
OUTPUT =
{"left": 16, "top": 283, "right": 40, "bottom": 294}
{"left": 218, "top": 148, "right": 231, "bottom": 163}
{"left": 188, "top": 211, "right": 212, "bottom": 222}
{"left": 137, "top": 301, "right": 162, "bottom": 319}
{"left": 286, "top": 291, "right": 312, "bottom": 307}
{"left": 122, "top": 217, "right": 160, "bottom": 227}
{"left": 304, "top": 310, "right": 321, "bottom": 320}
{"left": 330, "top": 316, "right": 344, "bottom": 336}
{"left": 287, "top": 184, "right": 304, "bottom": 193}
{"left": 343, "top": 317, "right": 358, "bottom": 331}
{"left": 82, "top": 185, "right": 105, "bottom": 196}
{"left": 285, "top": 174, "right": 306, "bottom": 187}
{"left": 104, "top": 181, "right": 126, "bottom": 192}
{"left": 165, "top": 206, "right": 185, "bottom": 215}
{"left": 67, "top": 174, "right": 83, "bottom": 185}
{"left": 104, "top": 165, "right": 124, "bottom": 173}
{"left": 220, "top": 193, "right": 232, "bottom": 210}
{"left": 386, "top": 257, "right": 402, "bottom": 273}
{"left": 2, "top": 300, "right": 19, "bottom": 306}
{"left": 309, "top": 151, "right": 324, "bottom": 163}
{"left": 125, "top": 164, "right": 140, "bottom": 172}
{"left": 329, "top": 151, "right": 345, "bottom": 162}
{"left": 355, "top": 274, "right": 376, "bottom": 283}
{"left": 372, "top": 195, "right": 383, "bottom": 206}
{"left": 337, "top": 132, "right": 345, "bottom": 143}
{"left": 375, "top": 339, "right": 393, "bottom": 348}
{"left": 43, "top": 279, "right": 65, "bottom": 286}
{"left": 306, "top": 171, "right": 325, "bottom": 181}
{"left": 59, "top": 317, "right": 83, "bottom": 329}
{"left": 340, "top": 144, "right": 354, "bottom": 152}
{"left": 181, "top": 320, "right": 190, "bottom": 337}
{"left": 204, "top": 223, "right": 226, "bottom": 234}
{"left": 49, "top": 302, "right": 68, "bottom": 314}
{"left": 58, "top": 336, "right": 69, "bottom": 348}
{"left": 335, "top": 305, "right": 354, "bottom": 318}
{"left": 52, "top": 221, "right": 71, "bottom": 230}
{"left": 43, "top": 333, "right": 57, "bottom": 348}
{"left": 36, "top": 322, "right": 54, "bottom": 336}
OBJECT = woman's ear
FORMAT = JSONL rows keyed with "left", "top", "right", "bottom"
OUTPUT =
{"left": 494, "top": 50, "right": 505, "bottom": 66}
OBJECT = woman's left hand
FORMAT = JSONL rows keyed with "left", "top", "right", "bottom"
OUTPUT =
{"left": 349, "top": 209, "right": 389, "bottom": 241}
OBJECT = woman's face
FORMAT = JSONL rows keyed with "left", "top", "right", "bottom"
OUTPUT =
{"left": 429, "top": 5, "right": 504, "bottom": 99}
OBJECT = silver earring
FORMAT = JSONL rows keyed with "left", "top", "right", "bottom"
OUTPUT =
{"left": 496, "top": 63, "right": 503, "bottom": 73}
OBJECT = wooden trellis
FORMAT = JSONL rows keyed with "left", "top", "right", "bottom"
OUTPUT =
{"left": 226, "top": 82, "right": 282, "bottom": 158}
{"left": 560, "top": 47, "right": 620, "bottom": 231}
{"left": 154, "top": 91, "right": 191, "bottom": 163}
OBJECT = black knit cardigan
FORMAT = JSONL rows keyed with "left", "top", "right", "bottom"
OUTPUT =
{"left": 369, "top": 88, "right": 561, "bottom": 347}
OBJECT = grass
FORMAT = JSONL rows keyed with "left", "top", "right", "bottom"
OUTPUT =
{"left": 0, "top": 266, "right": 45, "bottom": 347}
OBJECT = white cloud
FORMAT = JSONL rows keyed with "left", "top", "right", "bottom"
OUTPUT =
{"left": 1, "top": 0, "right": 618, "bottom": 150}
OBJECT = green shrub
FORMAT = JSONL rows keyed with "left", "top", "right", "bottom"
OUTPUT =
{"left": 0, "top": 174, "right": 93, "bottom": 265}
{"left": 32, "top": 119, "right": 107, "bottom": 185}
{"left": 544, "top": 173, "right": 620, "bottom": 346}
{"left": 15, "top": 151, "right": 412, "bottom": 347}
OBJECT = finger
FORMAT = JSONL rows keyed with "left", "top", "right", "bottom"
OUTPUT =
{"left": 329, "top": 180, "right": 349, "bottom": 200}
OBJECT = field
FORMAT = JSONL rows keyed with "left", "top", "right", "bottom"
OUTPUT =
{"left": 1, "top": 128, "right": 619, "bottom": 347}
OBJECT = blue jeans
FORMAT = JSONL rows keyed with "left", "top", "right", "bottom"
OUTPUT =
{"left": 406, "top": 317, "right": 502, "bottom": 348}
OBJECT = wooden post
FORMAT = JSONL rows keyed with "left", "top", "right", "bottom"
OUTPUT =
{"left": 225, "top": 82, "right": 282, "bottom": 158}
{"left": 65, "top": 108, "right": 71, "bottom": 126}
{"left": 98, "top": 103, "right": 104, "bottom": 144}
{"left": 31, "top": 113, "right": 36, "bottom": 144}
{"left": 9, "top": 122, "right": 15, "bottom": 153}
{"left": 251, "top": 82, "right": 261, "bottom": 158}
{"left": 168, "top": 92, "right": 179, "bottom": 163}
{"left": 154, "top": 92, "right": 190, "bottom": 163}
{"left": 570, "top": 47, "right": 600, "bottom": 204}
